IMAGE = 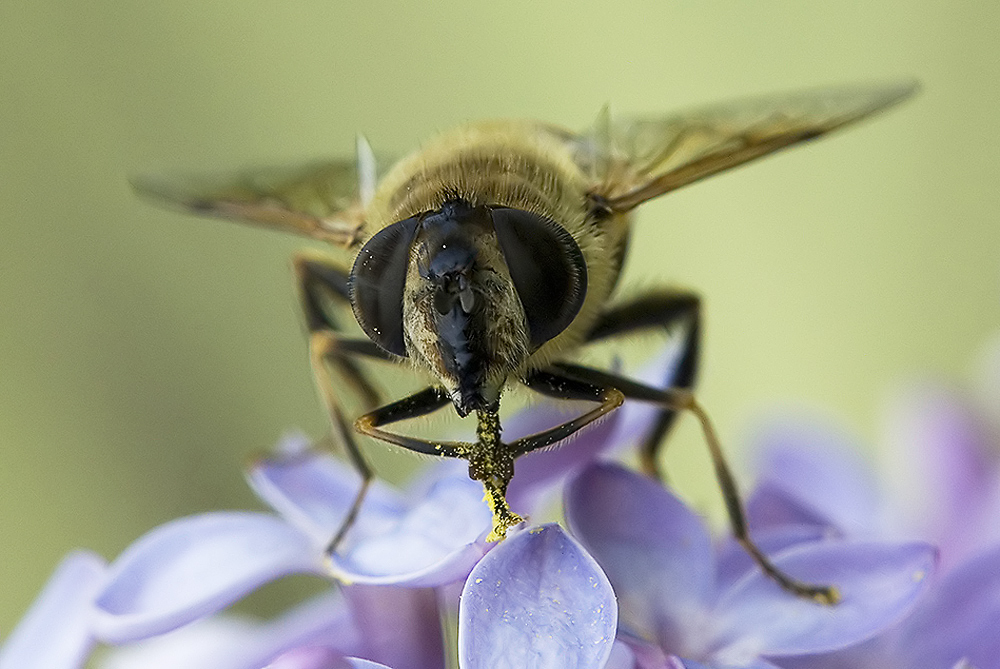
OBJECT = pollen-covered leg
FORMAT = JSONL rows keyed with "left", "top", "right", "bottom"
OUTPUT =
{"left": 479, "top": 369, "right": 626, "bottom": 537}
{"left": 586, "top": 291, "right": 700, "bottom": 478}
{"left": 539, "top": 362, "right": 839, "bottom": 606}
{"left": 354, "top": 394, "right": 527, "bottom": 542}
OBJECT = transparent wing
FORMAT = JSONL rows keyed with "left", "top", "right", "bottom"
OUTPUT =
{"left": 565, "top": 80, "right": 918, "bottom": 212}
{"left": 131, "top": 137, "right": 387, "bottom": 247}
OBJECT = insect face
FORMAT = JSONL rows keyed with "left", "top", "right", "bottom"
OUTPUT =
{"left": 350, "top": 197, "right": 587, "bottom": 417}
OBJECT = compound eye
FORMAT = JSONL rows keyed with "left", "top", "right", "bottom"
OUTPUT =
{"left": 491, "top": 207, "right": 587, "bottom": 350}
{"left": 349, "top": 216, "right": 420, "bottom": 356}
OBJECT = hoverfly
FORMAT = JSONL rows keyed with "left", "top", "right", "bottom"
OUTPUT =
{"left": 134, "top": 81, "right": 917, "bottom": 605}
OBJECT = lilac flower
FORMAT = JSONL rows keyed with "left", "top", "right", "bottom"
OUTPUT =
{"left": 98, "top": 586, "right": 438, "bottom": 669}
{"left": 565, "top": 462, "right": 937, "bottom": 669}
{"left": 741, "top": 377, "right": 1000, "bottom": 668}
{"left": 100, "top": 589, "right": 366, "bottom": 669}
{"left": 3, "top": 423, "right": 627, "bottom": 669}
{"left": 0, "top": 551, "right": 105, "bottom": 669}
{"left": 88, "top": 435, "right": 494, "bottom": 648}
{"left": 1, "top": 340, "right": 946, "bottom": 669}
{"left": 90, "top": 521, "right": 617, "bottom": 669}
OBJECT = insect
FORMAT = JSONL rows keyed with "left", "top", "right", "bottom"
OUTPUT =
{"left": 134, "top": 80, "right": 917, "bottom": 605}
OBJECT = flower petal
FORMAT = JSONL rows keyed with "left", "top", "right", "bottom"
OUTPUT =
{"left": 565, "top": 463, "right": 713, "bottom": 648}
{"left": 266, "top": 650, "right": 394, "bottom": 669}
{"left": 504, "top": 403, "right": 623, "bottom": 513}
{"left": 881, "top": 386, "right": 1000, "bottom": 563}
{"left": 712, "top": 540, "right": 936, "bottom": 660}
{"left": 102, "top": 590, "right": 361, "bottom": 669}
{"left": 613, "top": 633, "right": 692, "bottom": 669}
{"left": 0, "top": 551, "right": 105, "bottom": 669}
{"left": 341, "top": 661, "right": 394, "bottom": 669}
{"left": 247, "top": 435, "right": 405, "bottom": 546}
{"left": 343, "top": 586, "right": 444, "bottom": 669}
{"left": 95, "top": 512, "right": 321, "bottom": 642}
{"left": 458, "top": 523, "right": 617, "bottom": 669}
{"left": 602, "top": 641, "right": 637, "bottom": 669}
{"left": 101, "top": 616, "right": 263, "bottom": 669}
{"left": 327, "top": 464, "right": 492, "bottom": 586}
{"left": 505, "top": 344, "right": 688, "bottom": 514}
{"left": 896, "top": 542, "right": 1000, "bottom": 668}
{"left": 748, "top": 418, "right": 881, "bottom": 536}
{"left": 715, "top": 525, "right": 834, "bottom": 590}
{"left": 745, "top": 482, "right": 836, "bottom": 533}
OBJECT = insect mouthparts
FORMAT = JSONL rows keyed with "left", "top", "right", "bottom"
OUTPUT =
{"left": 432, "top": 273, "right": 476, "bottom": 315}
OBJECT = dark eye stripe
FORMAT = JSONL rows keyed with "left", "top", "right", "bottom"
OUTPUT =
{"left": 349, "top": 216, "right": 420, "bottom": 356}
{"left": 491, "top": 207, "right": 587, "bottom": 350}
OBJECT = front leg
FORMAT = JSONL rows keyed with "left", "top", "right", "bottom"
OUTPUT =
{"left": 353, "top": 391, "right": 524, "bottom": 542}
{"left": 355, "top": 379, "right": 625, "bottom": 543}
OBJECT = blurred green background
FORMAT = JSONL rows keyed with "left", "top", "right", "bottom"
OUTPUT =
{"left": 1, "top": 0, "right": 998, "bottom": 633}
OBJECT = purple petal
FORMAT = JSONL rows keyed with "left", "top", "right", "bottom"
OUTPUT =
{"left": 505, "top": 344, "right": 688, "bottom": 514}
{"left": 712, "top": 541, "right": 937, "bottom": 660}
{"left": 343, "top": 586, "right": 444, "bottom": 669}
{"left": 602, "top": 641, "right": 638, "bottom": 669}
{"left": 264, "top": 647, "right": 343, "bottom": 669}
{"left": 716, "top": 525, "right": 834, "bottom": 590}
{"left": 327, "top": 464, "right": 492, "bottom": 586}
{"left": 266, "top": 651, "right": 394, "bottom": 669}
{"left": 745, "top": 482, "right": 837, "bottom": 533}
{"left": 101, "top": 616, "right": 263, "bottom": 669}
{"left": 777, "top": 542, "right": 1000, "bottom": 669}
{"left": 603, "top": 643, "right": 717, "bottom": 669}
{"left": 248, "top": 435, "right": 406, "bottom": 546}
{"left": 259, "top": 590, "right": 364, "bottom": 661}
{"left": 95, "top": 512, "right": 321, "bottom": 642}
{"left": 881, "top": 386, "right": 1000, "bottom": 564}
{"left": 102, "top": 590, "right": 361, "bottom": 669}
{"left": 0, "top": 551, "right": 105, "bottom": 669}
{"left": 767, "top": 636, "right": 892, "bottom": 669}
{"left": 614, "top": 633, "right": 688, "bottom": 669}
{"left": 505, "top": 403, "right": 623, "bottom": 513}
{"left": 749, "top": 418, "right": 881, "bottom": 536}
{"left": 896, "top": 542, "right": 1000, "bottom": 668}
{"left": 458, "top": 523, "right": 617, "bottom": 669}
{"left": 565, "top": 463, "right": 713, "bottom": 648}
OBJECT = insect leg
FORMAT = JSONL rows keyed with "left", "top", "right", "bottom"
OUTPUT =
{"left": 356, "top": 395, "right": 527, "bottom": 542}
{"left": 353, "top": 387, "right": 461, "bottom": 456}
{"left": 293, "top": 252, "right": 396, "bottom": 553}
{"left": 516, "top": 370, "right": 626, "bottom": 456}
{"left": 546, "top": 362, "right": 839, "bottom": 606}
{"left": 586, "top": 291, "right": 700, "bottom": 478}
